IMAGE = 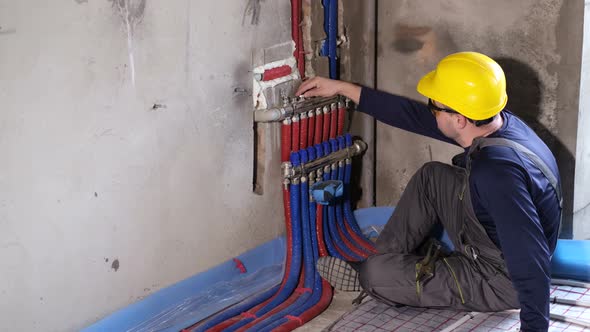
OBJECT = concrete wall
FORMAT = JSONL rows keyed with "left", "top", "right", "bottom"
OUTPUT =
{"left": 574, "top": 0, "right": 590, "bottom": 239}
{"left": 0, "top": 1, "right": 291, "bottom": 331}
{"left": 375, "top": 0, "right": 584, "bottom": 238}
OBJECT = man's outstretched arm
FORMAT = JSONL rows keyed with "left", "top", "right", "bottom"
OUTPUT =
{"left": 296, "top": 77, "right": 454, "bottom": 144}
{"left": 296, "top": 76, "right": 361, "bottom": 103}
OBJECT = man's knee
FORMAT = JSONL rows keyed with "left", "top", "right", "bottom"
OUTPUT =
{"left": 358, "top": 255, "right": 378, "bottom": 290}
{"left": 358, "top": 254, "right": 413, "bottom": 290}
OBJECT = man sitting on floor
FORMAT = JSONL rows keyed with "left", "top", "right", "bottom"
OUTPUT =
{"left": 295, "top": 52, "right": 562, "bottom": 332}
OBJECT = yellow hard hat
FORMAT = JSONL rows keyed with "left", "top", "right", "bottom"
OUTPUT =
{"left": 417, "top": 52, "right": 507, "bottom": 120}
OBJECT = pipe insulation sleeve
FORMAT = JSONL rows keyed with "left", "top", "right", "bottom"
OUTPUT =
{"left": 291, "top": 115, "right": 300, "bottom": 152}
{"left": 307, "top": 111, "right": 315, "bottom": 149}
{"left": 337, "top": 104, "right": 345, "bottom": 136}
{"left": 202, "top": 185, "right": 297, "bottom": 331}
{"left": 299, "top": 112, "right": 309, "bottom": 150}
{"left": 336, "top": 161, "right": 370, "bottom": 258}
{"left": 322, "top": 106, "right": 330, "bottom": 142}
{"left": 244, "top": 173, "right": 316, "bottom": 332}
{"left": 314, "top": 108, "right": 323, "bottom": 145}
{"left": 329, "top": 104, "right": 338, "bottom": 139}
{"left": 281, "top": 118, "right": 293, "bottom": 162}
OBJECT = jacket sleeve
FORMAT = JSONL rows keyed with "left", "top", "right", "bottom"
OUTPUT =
{"left": 358, "top": 87, "right": 457, "bottom": 145}
{"left": 472, "top": 159, "right": 551, "bottom": 332}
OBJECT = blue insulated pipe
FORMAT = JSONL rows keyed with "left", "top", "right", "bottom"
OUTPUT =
{"left": 245, "top": 152, "right": 316, "bottom": 331}
{"left": 327, "top": 139, "right": 362, "bottom": 260}
{"left": 320, "top": 142, "right": 345, "bottom": 260}
{"left": 335, "top": 138, "right": 371, "bottom": 256}
{"left": 192, "top": 284, "right": 281, "bottom": 332}
{"left": 258, "top": 153, "right": 325, "bottom": 332}
{"left": 321, "top": 0, "right": 338, "bottom": 79}
{"left": 342, "top": 134, "right": 372, "bottom": 241}
{"left": 222, "top": 152, "right": 305, "bottom": 332}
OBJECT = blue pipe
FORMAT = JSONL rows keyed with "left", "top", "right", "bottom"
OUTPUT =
{"left": 329, "top": 164, "right": 362, "bottom": 260}
{"left": 192, "top": 284, "right": 281, "bottom": 331}
{"left": 321, "top": 0, "right": 338, "bottom": 79}
{"left": 335, "top": 148, "right": 371, "bottom": 256}
{"left": 342, "top": 134, "right": 372, "bottom": 240}
{"left": 257, "top": 165, "right": 325, "bottom": 332}
{"left": 320, "top": 143, "right": 345, "bottom": 259}
{"left": 305, "top": 146, "right": 319, "bottom": 264}
{"left": 245, "top": 162, "right": 316, "bottom": 332}
{"left": 259, "top": 271, "right": 323, "bottom": 332}
{"left": 327, "top": 139, "right": 362, "bottom": 260}
{"left": 337, "top": 136, "right": 366, "bottom": 247}
{"left": 224, "top": 153, "right": 304, "bottom": 332}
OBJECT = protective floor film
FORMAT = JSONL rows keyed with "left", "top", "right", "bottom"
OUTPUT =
{"left": 326, "top": 285, "right": 590, "bottom": 332}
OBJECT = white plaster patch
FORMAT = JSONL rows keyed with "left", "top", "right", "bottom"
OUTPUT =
{"left": 252, "top": 48, "right": 300, "bottom": 110}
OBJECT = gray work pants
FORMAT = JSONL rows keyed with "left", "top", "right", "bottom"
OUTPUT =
{"left": 359, "top": 162, "right": 520, "bottom": 311}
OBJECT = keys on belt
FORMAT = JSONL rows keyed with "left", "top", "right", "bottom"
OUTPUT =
{"left": 415, "top": 243, "right": 442, "bottom": 296}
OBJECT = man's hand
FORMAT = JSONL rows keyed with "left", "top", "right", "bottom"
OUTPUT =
{"left": 295, "top": 77, "right": 362, "bottom": 104}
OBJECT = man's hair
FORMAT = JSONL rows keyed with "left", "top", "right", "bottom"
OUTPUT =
{"left": 467, "top": 114, "right": 496, "bottom": 127}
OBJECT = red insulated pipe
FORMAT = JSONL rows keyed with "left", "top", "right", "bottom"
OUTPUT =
{"left": 271, "top": 280, "right": 333, "bottom": 332}
{"left": 307, "top": 111, "right": 315, "bottom": 148}
{"left": 313, "top": 109, "right": 323, "bottom": 145}
{"left": 291, "top": 0, "right": 305, "bottom": 79}
{"left": 337, "top": 105, "right": 345, "bottom": 136}
{"left": 236, "top": 269, "right": 306, "bottom": 332}
{"left": 344, "top": 219, "right": 377, "bottom": 254}
{"left": 299, "top": 113, "right": 308, "bottom": 150}
{"left": 329, "top": 104, "right": 338, "bottom": 139}
{"left": 321, "top": 107, "right": 330, "bottom": 142}
{"left": 261, "top": 65, "right": 293, "bottom": 81}
{"left": 336, "top": 225, "right": 369, "bottom": 259}
{"left": 281, "top": 119, "right": 293, "bottom": 162}
{"left": 292, "top": 116, "right": 300, "bottom": 152}
{"left": 332, "top": 236, "right": 359, "bottom": 262}
{"left": 315, "top": 205, "right": 328, "bottom": 258}
{"left": 273, "top": 207, "right": 335, "bottom": 331}
{"left": 206, "top": 187, "right": 296, "bottom": 332}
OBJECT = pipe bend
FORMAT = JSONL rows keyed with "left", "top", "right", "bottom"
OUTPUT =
{"left": 254, "top": 108, "right": 283, "bottom": 122}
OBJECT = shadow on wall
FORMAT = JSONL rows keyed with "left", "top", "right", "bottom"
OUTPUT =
{"left": 496, "top": 57, "right": 575, "bottom": 239}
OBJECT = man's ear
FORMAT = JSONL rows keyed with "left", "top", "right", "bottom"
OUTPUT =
{"left": 456, "top": 114, "right": 468, "bottom": 129}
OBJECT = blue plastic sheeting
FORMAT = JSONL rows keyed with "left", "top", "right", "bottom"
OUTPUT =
{"left": 551, "top": 239, "right": 590, "bottom": 282}
{"left": 83, "top": 238, "right": 285, "bottom": 332}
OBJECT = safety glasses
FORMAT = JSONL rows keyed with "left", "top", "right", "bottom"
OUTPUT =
{"left": 428, "top": 99, "right": 458, "bottom": 116}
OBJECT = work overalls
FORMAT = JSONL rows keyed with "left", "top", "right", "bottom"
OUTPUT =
{"left": 358, "top": 137, "right": 562, "bottom": 311}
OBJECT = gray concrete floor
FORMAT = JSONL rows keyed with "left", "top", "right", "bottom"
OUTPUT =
{"left": 293, "top": 290, "right": 360, "bottom": 332}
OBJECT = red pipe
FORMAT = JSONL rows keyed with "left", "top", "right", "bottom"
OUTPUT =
{"left": 315, "top": 205, "right": 328, "bottom": 257}
{"left": 329, "top": 104, "right": 338, "bottom": 139}
{"left": 291, "top": 0, "right": 305, "bottom": 78}
{"left": 307, "top": 111, "right": 315, "bottom": 148}
{"left": 271, "top": 280, "right": 333, "bottom": 332}
{"left": 331, "top": 235, "right": 359, "bottom": 261}
{"left": 206, "top": 187, "right": 295, "bottom": 331}
{"left": 261, "top": 65, "right": 293, "bottom": 81}
{"left": 336, "top": 225, "right": 369, "bottom": 259}
{"left": 314, "top": 109, "right": 323, "bottom": 145}
{"left": 344, "top": 219, "right": 377, "bottom": 254}
{"left": 299, "top": 113, "right": 308, "bottom": 150}
{"left": 273, "top": 206, "right": 334, "bottom": 331}
{"left": 236, "top": 269, "right": 306, "bottom": 332}
{"left": 281, "top": 119, "right": 293, "bottom": 162}
{"left": 322, "top": 107, "right": 330, "bottom": 142}
{"left": 292, "top": 116, "right": 300, "bottom": 152}
{"left": 337, "top": 105, "right": 345, "bottom": 136}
